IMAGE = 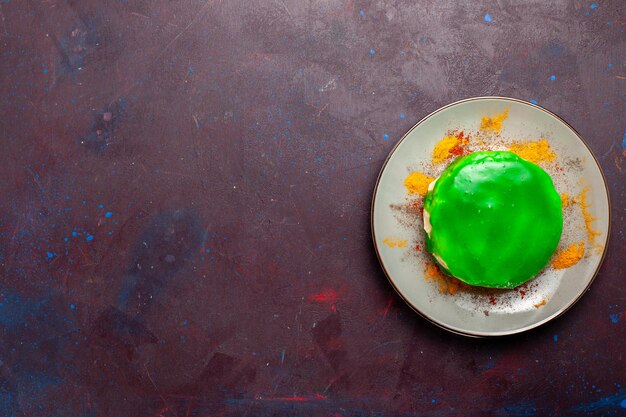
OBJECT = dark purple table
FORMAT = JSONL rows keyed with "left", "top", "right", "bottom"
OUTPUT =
{"left": 1, "top": 1, "right": 624, "bottom": 416}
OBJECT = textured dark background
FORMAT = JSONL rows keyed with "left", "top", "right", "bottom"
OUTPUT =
{"left": 0, "top": 0, "right": 624, "bottom": 416}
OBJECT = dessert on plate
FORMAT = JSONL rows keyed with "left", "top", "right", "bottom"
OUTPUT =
{"left": 423, "top": 151, "right": 563, "bottom": 289}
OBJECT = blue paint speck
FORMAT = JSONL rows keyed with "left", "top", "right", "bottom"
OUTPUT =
{"left": 182, "top": 320, "right": 188, "bottom": 326}
{"left": 359, "top": 9, "right": 364, "bottom": 17}
{"left": 71, "top": 231, "right": 78, "bottom": 237}
{"left": 64, "top": 237, "right": 68, "bottom": 242}
{"left": 484, "top": 14, "right": 492, "bottom": 23}
{"left": 316, "top": 156, "right": 323, "bottom": 162}
{"left": 70, "top": 304, "right": 75, "bottom": 310}
{"left": 609, "top": 313, "right": 622, "bottom": 324}
{"left": 98, "top": 204, "right": 104, "bottom": 209}
{"left": 188, "top": 65, "right": 194, "bottom": 74}
{"left": 432, "top": 399, "right": 436, "bottom": 404}
{"left": 46, "top": 252, "right": 55, "bottom": 260}
{"left": 105, "top": 211, "right": 113, "bottom": 218}
{"left": 42, "top": 64, "right": 48, "bottom": 73}
{"left": 85, "top": 234, "right": 94, "bottom": 242}
{"left": 573, "top": 390, "right": 626, "bottom": 413}
{"left": 553, "top": 334, "right": 558, "bottom": 342}
{"left": 504, "top": 401, "right": 537, "bottom": 416}
{"left": 400, "top": 113, "right": 405, "bottom": 119}
{"left": 530, "top": 99, "right": 538, "bottom": 105}
{"left": 369, "top": 49, "right": 375, "bottom": 55}
{"left": 549, "top": 75, "right": 556, "bottom": 81}
{"left": 383, "top": 134, "right": 389, "bottom": 140}
{"left": 281, "top": 350, "right": 285, "bottom": 363}
{"left": 608, "top": 63, "right": 613, "bottom": 68}
{"left": 590, "top": 3, "right": 598, "bottom": 9}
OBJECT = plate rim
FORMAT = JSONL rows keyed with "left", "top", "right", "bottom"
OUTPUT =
{"left": 370, "top": 96, "right": 612, "bottom": 338}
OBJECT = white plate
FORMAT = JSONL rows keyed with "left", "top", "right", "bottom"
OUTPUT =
{"left": 371, "top": 97, "right": 610, "bottom": 337}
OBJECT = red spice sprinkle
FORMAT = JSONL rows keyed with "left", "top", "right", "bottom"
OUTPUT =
{"left": 517, "top": 283, "right": 528, "bottom": 298}
{"left": 415, "top": 244, "right": 421, "bottom": 251}
{"left": 488, "top": 295, "right": 497, "bottom": 305}
{"left": 449, "top": 145, "right": 465, "bottom": 157}
{"left": 410, "top": 200, "right": 423, "bottom": 211}
{"left": 446, "top": 131, "right": 469, "bottom": 157}
{"left": 309, "top": 289, "right": 339, "bottom": 303}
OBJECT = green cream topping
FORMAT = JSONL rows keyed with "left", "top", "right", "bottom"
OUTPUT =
{"left": 424, "top": 151, "right": 563, "bottom": 289}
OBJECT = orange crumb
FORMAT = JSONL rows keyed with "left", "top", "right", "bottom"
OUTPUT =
{"left": 573, "top": 188, "right": 601, "bottom": 247}
{"left": 383, "top": 238, "right": 408, "bottom": 248}
{"left": 534, "top": 299, "right": 547, "bottom": 308}
{"left": 552, "top": 242, "right": 585, "bottom": 269}
{"left": 509, "top": 139, "right": 556, "bottom": 164}
{"left": 404, "top": 172, "right": 435, "bottom": 195}
{"left": 432, "top": 135, "right": 458, "bottom": 164}
{"left": 561, "top": 193, "right": 569, "bottom": 207}
{"left": 432, "top": 132, "right": 469, "bottom": 164}
{"left": 424, "top": 262, "right": 464, "bottom": 295}
{"left": 424, "top": 263, "right": 447, "bottom": 293}
{"left": 480, "top": 109, "right": 509, "bottom": 133}
{"left": 425, "top": 263, "right": 442, "bottom": 279}
{"left": 446, "top": 279, "right": 461, "bottom": 295}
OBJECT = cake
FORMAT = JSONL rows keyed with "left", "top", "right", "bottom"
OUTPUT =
{"left": 423, "top": 151, "right": 563, "bottom": 289}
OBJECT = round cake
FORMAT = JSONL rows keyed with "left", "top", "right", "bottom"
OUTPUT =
{"left": 423, "top": 151, "right": 563, "bottom": 289}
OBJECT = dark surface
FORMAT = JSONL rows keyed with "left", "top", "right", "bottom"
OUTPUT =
{"left": 1, "top": 1, "right": 624, "bottom": 416}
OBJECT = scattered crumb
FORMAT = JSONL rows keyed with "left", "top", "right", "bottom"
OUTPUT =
{"left": 561, "top": 193, "right": 569, "bottom": 207}
{"left": 552, "top": 242, "right": 585, "bottom": 269}
{"left": 425, "top": 263, "right": 442, "bottom": 280}
{"left": 404, "top": 172, "right": 435, "bottom": 195}
{"left": 565, "top": 158, "right": 584, "bottom": 171}
{"left": 509, "top": 139, "right": 556, "bottom": 164}
{"left": 382, "top": 238, "right": 408, "bottom": 248}
{"left": 573, "top": 187, "right": 601, "bottom": 248}
{"left": 424, "top": 262, "right": 464, "bottom": 295}
{"left": 432, "top": 131, "right": 470, "bottom": 164}
{"left": 480, "top": 109, "right": 509, "bottom": 133}
{"left": 432, "top": 135, "right": 459, "bottom": 164}
{"left": 534, "top": 299, "right": 547, "bottom": 308}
